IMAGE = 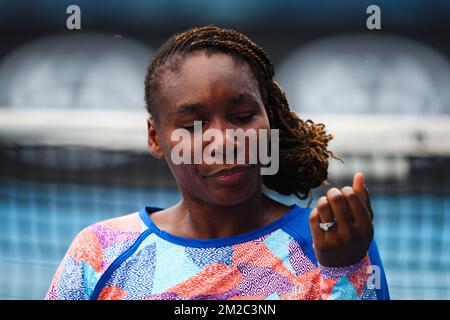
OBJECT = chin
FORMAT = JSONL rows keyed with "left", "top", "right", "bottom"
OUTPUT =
{"left": 200, "top": 181, "right": 259, "bottom": 207}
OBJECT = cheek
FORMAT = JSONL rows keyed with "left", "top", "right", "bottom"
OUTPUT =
{"left": 161, "top": 131, "right": 202, "bottom": 185}
{"left": 255, "top": 114, "right": 270, "bottom": 131}
{"left": 169, "top": 163, "right": 197, "bottom": 184}
{"left": 249, "top": 105, "right": 271, "bottom": 132}
{"left": 159, "top": 128, "right": 188, "bottom": 160}
{"left": 250, "top": 115, "right": 271, "bottom": 143}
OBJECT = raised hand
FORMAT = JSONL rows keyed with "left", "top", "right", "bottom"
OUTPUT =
{"left": 309, "top": 172, "right": 374, "bottom": 267}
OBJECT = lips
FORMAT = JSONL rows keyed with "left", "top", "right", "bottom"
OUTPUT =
{"left": 204, "top": 165, "right": 252, "bottom": 186}
{"left": 207, "top": 165, "right": 251, "bottom": 178}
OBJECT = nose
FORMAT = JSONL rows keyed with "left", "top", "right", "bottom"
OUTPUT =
{"left": 203, "top": 119, "right": 240, "bottom": 163}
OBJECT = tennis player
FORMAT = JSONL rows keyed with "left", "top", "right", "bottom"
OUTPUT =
{"left": 46, "top": 25, "right": 390, "bottom": 300}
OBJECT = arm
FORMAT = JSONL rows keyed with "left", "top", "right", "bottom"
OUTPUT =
{"left": 316, "top": 241, "right": 390, "bottom": 300}
{"left": 45, "top": 227, "right": 102, "bottom": 300}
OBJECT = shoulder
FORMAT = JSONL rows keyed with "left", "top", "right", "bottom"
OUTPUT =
{"left": 68, "top": 211, "right": 146, "bottom": 272}
{"left": 46, "top": 211, "right": 148, "bottom": 299}
{"left": 280, "top": 205, "right": 318, "bottom": 265}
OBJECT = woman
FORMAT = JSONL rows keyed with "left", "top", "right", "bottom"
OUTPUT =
{"left": 46, "top": 25, "right": 389, "bottom": 300}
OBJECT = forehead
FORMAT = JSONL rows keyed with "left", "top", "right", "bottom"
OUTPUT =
{"left": 156, "top": 51, "right": 261, "bottom": 111}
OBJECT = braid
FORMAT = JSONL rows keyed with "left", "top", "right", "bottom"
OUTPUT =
{"left": 145, "top": 25, "right": 335, "bottom": 202}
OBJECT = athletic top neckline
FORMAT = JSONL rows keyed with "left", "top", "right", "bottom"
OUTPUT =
{"left": 138, "top": 204, "right": 306, "bottom": 248}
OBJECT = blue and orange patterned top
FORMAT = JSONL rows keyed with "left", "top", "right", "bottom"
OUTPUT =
{"left": 45, "top": 204, "right": 390, "bottom": 300}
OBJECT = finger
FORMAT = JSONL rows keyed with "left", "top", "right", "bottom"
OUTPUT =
{"left": 309, "top": 207, "right": 324, "bottom": 242}
{"left": 352, "top": 172, "right": 365, "bottom": 194}
{"left": 316, "top": 196, "right": 334, "bottom": 224}
{"left": 353, "top": 172, "right": 373, "bottom": 220}
{"left": 341, "top": 186, "right": 371, "bottom": 229}
{"left": 364, "top": 185, "right": 374, "bottom": 221}
{"left": 326, "top": 188, "right": 353, "bottom": 237}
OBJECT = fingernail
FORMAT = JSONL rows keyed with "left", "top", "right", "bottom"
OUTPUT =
{"left": 327, "top": 188, "right": 340, "bottom": 197}
{"left": 318, "top": 196, "right": 327, "bottom": 204}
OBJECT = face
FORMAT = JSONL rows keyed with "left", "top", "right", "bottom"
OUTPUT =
{"left": 147, "top": 51, "right": 271, "bottom": 206}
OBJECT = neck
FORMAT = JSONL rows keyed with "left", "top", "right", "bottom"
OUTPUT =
{"left": 175, "top": 186, "right": 272, "bottom": 239}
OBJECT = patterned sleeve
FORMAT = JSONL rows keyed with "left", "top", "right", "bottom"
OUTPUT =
{"left": 45, "top": 226, "right": 103, "bottom": 300}
{"left": 318, "top": 254, "right": 373, "bottom": 300}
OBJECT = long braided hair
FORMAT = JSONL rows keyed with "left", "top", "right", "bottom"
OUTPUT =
{"left": 144, "top": 25, "right": 335, "bottom": 202}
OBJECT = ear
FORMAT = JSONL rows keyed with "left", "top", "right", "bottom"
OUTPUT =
{"left": 147, "top": 117, "right": 164, "bottom": 159}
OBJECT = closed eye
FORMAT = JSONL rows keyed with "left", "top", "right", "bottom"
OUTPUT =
{"left": 232, "top": 114, "right": 255, "bottom": 123}
{"left": 181, "top": 121, "right": 206, "bottom": 132}
{"left": 182, "top": 125, "right": 195, "bottom": 132}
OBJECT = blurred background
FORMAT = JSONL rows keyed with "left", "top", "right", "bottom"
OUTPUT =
{"left": 0, "top": 0, "right": 449, "bottom": 299}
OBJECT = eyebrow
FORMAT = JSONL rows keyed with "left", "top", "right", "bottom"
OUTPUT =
{"left": 227, "top": 93, "right": 258, "bottom": 106}
{"left": 174, "top": 103, "right": 205, "bottom": 115}
{"left": 173, "top": 93, "right": 259, "bottom": 115}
